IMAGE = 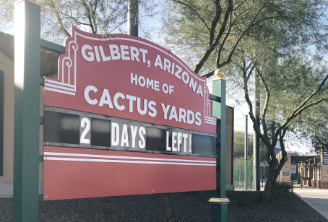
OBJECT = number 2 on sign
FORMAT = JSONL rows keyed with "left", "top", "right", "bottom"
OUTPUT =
{"left": 80, "top": 117, "right": 91, "bottom": 144}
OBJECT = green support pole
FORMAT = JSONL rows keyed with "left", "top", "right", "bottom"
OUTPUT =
{"left": 209, "top": 79, "right": 229, "bottom": 222}
{"left": 13, "top": 0, "right": 41, "bottom": 221}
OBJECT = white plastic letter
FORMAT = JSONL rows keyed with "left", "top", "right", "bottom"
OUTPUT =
{"left": 131, "top": 73, "right": 138, "bottom": 85}
{"left": 120, "top": 45, "right": 130, "bottom": 60}
{"left": 138, "top": 76, "right": 146, "bottom": 87}
{"left": 130, "top": 46, "right": 140, "bottom": 62}
{"left": 169, "top": 106, "right": 178, "bottom": 121}
{"left": 111, "top": 122, "right": 120, "bottom": 146}
{"left": 98, "top": 89, "right": 113, "bottom": 108}
{"left": 137, "top": 97, "right": 147, "bottom": 115}
{"left": 189, "top": 78, "right": 197, "bottom": 92}
{"left": 196, "top": 85, "right": 203, "bottom": 97}
{"left": 121, "top": 124, "right": 129, "bottom": 147}
{"left": 130, "top": 125, "right": 138, "bottom": 148}
{"left": 169, "top": 85, "right": 174, "bottom": 94}
{"left": 187, "top": 110, "right": 195, "bottom": 124}
{"left": 113, "top": 92, "right": 125, "bottom": 111}
{"left": 177, "top": 132, "right": 182, "bottom": 152}
{"left": 175, "top": 65, "right": 182, "bottom": 79}
{"left": 146, "top": 78, "right": 153, "bottom": 89}
{"left": 139, "top": 48, "right": 148, "bottom": 63}
{"left": 166, "top": 131, "right": 171, "bottom": 151}
{"left": 99, "top": 45, "right": 111, "bottom": 61}
{"left": 154, "top": 81, "right": 160, "bottom": 91}
{"left": 139, "top": 127, "right": 146, "bottom": 148}
{"left": 195, "top": 112, "right": 202, "bottom": 125}
{"left": 172, "top": 132, "right": 177, "bottom": 152}
{"left": 84, "top": 85, "right": 98, "bottom": 105}
{"left": 148, "top": 101, "right": 157, "bottom": 117}
{"left": 109, "top": 44, "right": 121, "bottom": 60}
{"left": 154, "top": 55, "right": 163, "bottom": 69}
{"left": 163, "top": 58, "right": 171, "bottom": 73}
{"left": 81, "top": 44, "right": 94, "bottom": 62}
{"left": 183, "top": 133, "right": 189, "bottom": 152}
{"left": 161, "top": 103, "right": 170, "bottom": 119}
{"left": 182, "top": 71, "right": 189, "bottom": 84}
{"left": 94, "top": 46, "right": 101, "bottom": 62}
{"left": 126, "top": 94, "right": 136, "bottom": 112}
{"left": 162, "top": 83, "right": 169, "bottom": 94}
{"left": 179, "top": 108, "right": 186, "bottom": 123}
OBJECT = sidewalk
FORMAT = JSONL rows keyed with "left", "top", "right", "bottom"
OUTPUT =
{"left": 293, "top": 188, "right": 328, "bottom": 220}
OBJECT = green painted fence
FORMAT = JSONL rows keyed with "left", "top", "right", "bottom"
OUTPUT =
{"left": 233, "top": 159, "right": 253, "bottom": 190}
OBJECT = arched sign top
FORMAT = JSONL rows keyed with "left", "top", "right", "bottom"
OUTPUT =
{"left": 44, "top": 26, "right": 216, "bottom": 134}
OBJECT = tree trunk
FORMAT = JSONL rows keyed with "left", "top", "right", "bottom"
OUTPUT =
{"left": 273, "top": 154, "right": 287, "bottom": 182}
{"left": 262, "top": 160, "right": 278, "bottom": 202}
{"left": 262, "top": 170, "right": 273, "bottom": 202}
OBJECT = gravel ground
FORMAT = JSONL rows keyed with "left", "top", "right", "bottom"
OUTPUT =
{"left": 0, "top": 191, "right": 326, "bottom": 221}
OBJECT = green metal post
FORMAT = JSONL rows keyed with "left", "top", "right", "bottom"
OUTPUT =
{"left": 209, "top": 79, "right": 229, "bottom": 222}
{"left": 13, "top": 0, "right": 41, "bottom": 221}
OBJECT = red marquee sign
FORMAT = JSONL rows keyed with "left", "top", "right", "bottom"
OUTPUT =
{"left": 43, "top": 27, "right": 216, "bottom": 200}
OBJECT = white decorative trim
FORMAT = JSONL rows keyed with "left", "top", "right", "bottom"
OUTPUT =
{"left": 44, "top": 152, "right": 216, "bottom": 164}
{"left": 44, "top": 157, "right": 216, "bottom": 166}
{"left": 44, "top": 87, "right": 75, "bottom": 96}
{"left": 44, "top": 34, "right": 78, "bottom": 95}
{"left": 205, "top": 121, "right": 216, "bottom": 125}
{"left": 45, "top": 83, "right": 76, "bottom": 92}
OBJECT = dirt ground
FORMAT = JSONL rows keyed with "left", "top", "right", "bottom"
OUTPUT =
{"left": 0, "top": 191, "right": 326, "bottom": 221}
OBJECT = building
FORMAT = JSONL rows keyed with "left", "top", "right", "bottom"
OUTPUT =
{"left": 276, "top": 148, "right": 328, "bottom": 189}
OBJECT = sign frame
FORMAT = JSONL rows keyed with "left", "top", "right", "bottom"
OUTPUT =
{"left": 13, "top": 1, "right": 228, "bottom": 221}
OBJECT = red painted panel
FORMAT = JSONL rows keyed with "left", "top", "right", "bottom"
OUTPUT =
{"left": 43, "top": 146, "right": 216, "bottom": 200}
{"left": 43, "top": 26, "right": 216, "bottom": 134}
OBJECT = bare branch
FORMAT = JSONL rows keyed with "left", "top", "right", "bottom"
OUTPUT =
{"left": 233, "top": 0, "right": 247, "bottom": 12}
{"left": 81, "top": 0, "right": 96, "bottom": 33}
{"left": 201, "top": 69, "right": 215, "bottom": 77}
{"left": 216, "top": 7, "right": 233, "bottom": 65}
{"left": 285, "top": 74, "right": 328, "bottom": 123}
{"left": 172, "top": 0, "right": 210, "bottom": 32}
{"left": 46, "top": 0, "right": 71, "bottom": 37}
{"left": 258, "top": 68, "right": 270, "bottom": 139}
{"left": 58, "top": 12, "right": 91, "bottom": 26}
{"left": 282, "top": 98, "right": 328, "bottom": 128}
{"left": 209, "top": 0, "right": 222, "bottom": 46}
{"left": 217, "top": 0, "right": 271, "bottom": 68}
{"left": 242, "top": 63, "right": 272, "bottom": 149}
{"left": 272, "top": 128, "right": 289, "bottom": 181}
{"left": 193, "top": 0, "right": 233, "bottom": 73}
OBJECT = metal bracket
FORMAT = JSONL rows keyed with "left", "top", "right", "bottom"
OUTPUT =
{"left": 39, "top": 116, "right": 44, "bottom": 124}
{"left": 39, "top": 155, "right": 43, "bottom": 162}
{"left": 40, "top": 77, "right": 44, "bottom": 86}
{"left": 208, "top": 197, "right": 230, "bottom": 205}
{"left": 209, "top": 94, "right": 221, "bottom": 103}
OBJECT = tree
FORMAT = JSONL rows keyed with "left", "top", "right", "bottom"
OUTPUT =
{"left": 231, "top": 43, "right": 328, "bottom": 201}
{"left": 162, "top": 0, "right": 328, "bottom": 75}
{"left": 162, "top": 0, "right": 328, "bottom": 201}
{"left": 0, "top": 0, "right": 157, "bottom": 43}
